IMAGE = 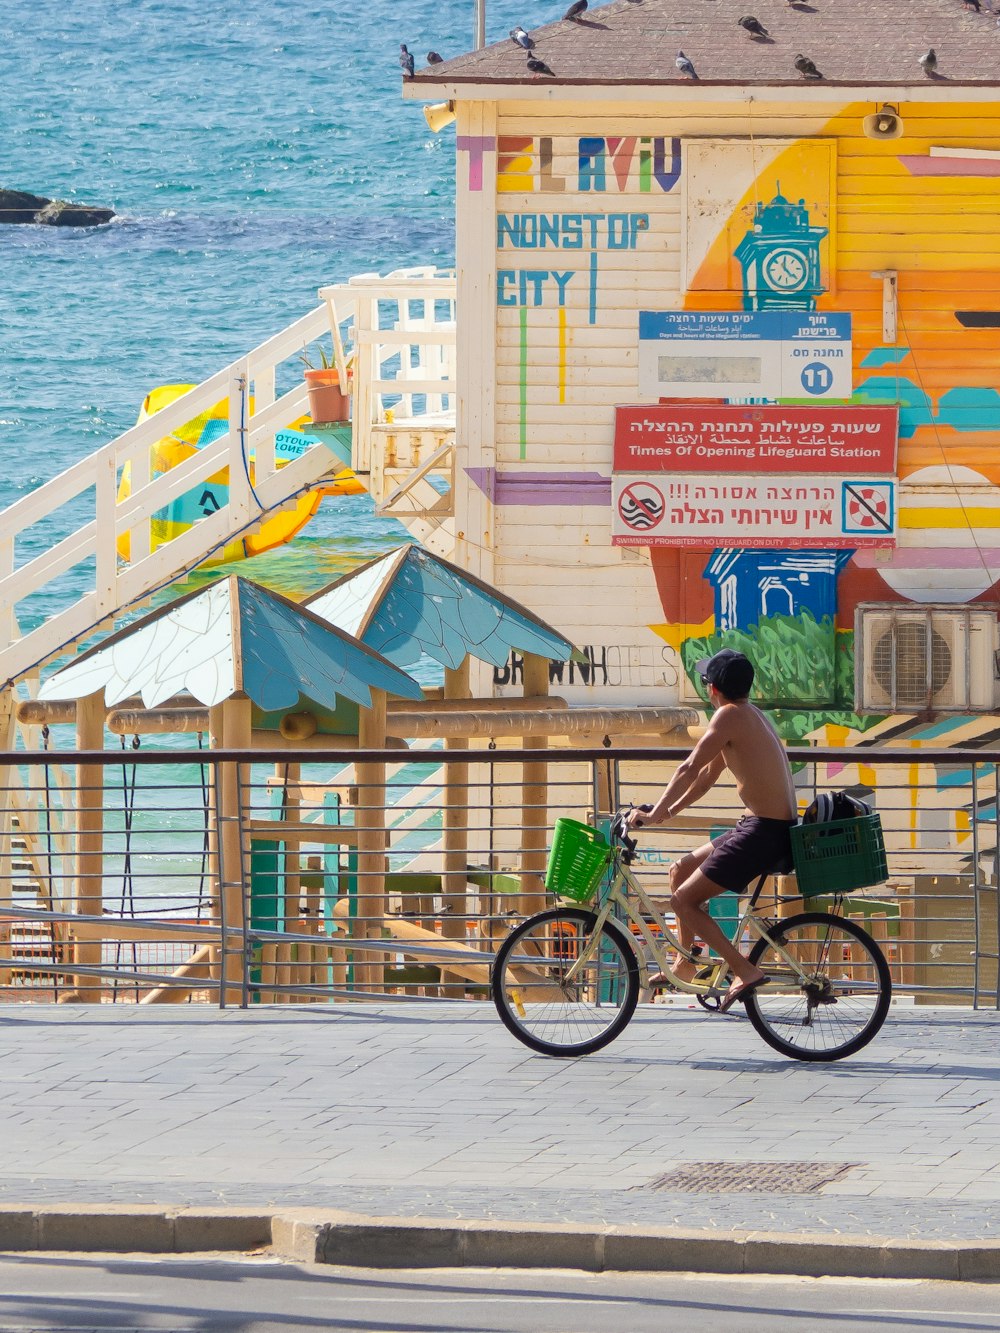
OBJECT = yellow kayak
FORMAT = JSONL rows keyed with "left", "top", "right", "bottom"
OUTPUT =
{"left": 116, "top": 384, "right": 363, "bottom": 564}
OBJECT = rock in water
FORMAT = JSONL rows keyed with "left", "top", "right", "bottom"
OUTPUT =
{"left": 0, "top": 187, "right": 115, "bottom": 226}
{"left": 33, "top": 199, "right": 116, "bottom": 227}
{"left": 0, "top": 188, "right": 51, "bottom": 223}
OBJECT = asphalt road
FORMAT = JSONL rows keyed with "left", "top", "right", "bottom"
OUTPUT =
{"left": 0, "top": 1256, "right": 998, "bottom": 1333}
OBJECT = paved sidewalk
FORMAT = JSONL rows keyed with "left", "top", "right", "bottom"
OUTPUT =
{"left": 1, "top": 1002, "right": 999, "bottom": 1244}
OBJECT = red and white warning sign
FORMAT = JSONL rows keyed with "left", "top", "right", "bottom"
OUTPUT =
{"left": 843, "top": 481, "right": 893, "bottom": 534}
{"left": 611, "top": 474, "right": 896, "bottom": 548}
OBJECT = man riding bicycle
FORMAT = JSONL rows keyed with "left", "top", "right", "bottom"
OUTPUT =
{"left": 626, "top": 649, "right": 797, "bottom": 1012}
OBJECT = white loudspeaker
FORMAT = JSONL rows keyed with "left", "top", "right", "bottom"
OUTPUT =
{"left": 863, "top": 106, "right": 903, "bottom": 140}
{"left": 424, "top": 101, "right": 457, "bottom": 133}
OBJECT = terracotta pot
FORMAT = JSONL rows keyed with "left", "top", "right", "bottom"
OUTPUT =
{"left": 304, "top": 367, "right": 349, "bottom": 424}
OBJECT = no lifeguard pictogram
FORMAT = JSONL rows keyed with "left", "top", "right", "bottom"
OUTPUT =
{"left": 842, "top": 480, "right": 894, "bottom": 535}
{"left": 618, "top": 481, "right": 665, "bottom": 532}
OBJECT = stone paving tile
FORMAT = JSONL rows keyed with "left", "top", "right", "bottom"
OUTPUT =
{"left": 2, "top": 1003, "right": 1000, "bottom": 1238}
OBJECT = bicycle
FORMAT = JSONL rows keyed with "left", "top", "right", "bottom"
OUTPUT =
{"left": 491, "top": 809, "right": 892, "bottom": 1063}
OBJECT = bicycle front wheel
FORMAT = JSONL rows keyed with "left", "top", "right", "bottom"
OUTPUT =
{"left": 746, "top": 911, "right": 891, "bottom": 1062}
{"left": 491, "top": 907, "right": 640, "bottom": 1056}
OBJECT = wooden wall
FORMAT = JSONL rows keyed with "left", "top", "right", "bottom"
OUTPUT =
{"left": 453, "top": 95, "right": 1000, "bottom": 713}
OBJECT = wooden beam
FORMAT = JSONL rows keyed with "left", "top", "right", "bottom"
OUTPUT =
{"left": 441, "top": 660, "right": 471, "bottom": 989}
{"left": 520, "top": 654, "right": 550, "bottom": 917}
{"left": 355, "top": 689, "right": 388, "bottom": 992}
{"left": 72, "top": 692, "right": 104, "bottom": 1002}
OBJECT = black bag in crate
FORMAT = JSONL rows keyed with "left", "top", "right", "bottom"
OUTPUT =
{"left": 802, "top": 791, "right": 872, "bottom": 825}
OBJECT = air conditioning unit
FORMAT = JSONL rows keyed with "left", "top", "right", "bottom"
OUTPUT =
{"left": 856, "top": 604, "right": 997, "bottom": 713}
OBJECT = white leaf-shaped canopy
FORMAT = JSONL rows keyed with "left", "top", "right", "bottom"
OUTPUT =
{"left": 39, "top": 576, "right": 424, "bottom": 710}
{"left": 305, "top": 544, "right": 579, "bottom": 670}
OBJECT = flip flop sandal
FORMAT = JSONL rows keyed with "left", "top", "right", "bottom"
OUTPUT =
{"left": 718, "top": 975, "right": 770, "bottom": 1014}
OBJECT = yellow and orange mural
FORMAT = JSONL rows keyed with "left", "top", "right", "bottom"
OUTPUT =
{"left": 482, "top": 101, "right": 1000, "bottom": 742}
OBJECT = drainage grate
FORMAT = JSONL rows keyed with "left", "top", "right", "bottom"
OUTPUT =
{"left": 647, "top": 1161, "right": 860, "bottom": 1194}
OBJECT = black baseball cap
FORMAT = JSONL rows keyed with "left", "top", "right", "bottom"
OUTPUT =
{"left": 694, "top": 649, "right": 754, "bottom": 699}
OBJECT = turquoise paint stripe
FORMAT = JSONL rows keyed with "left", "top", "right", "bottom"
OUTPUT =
{"left": 861, "top": 347, "right": 910, "bottom": 368}
{"left": 519, "top": 306, "right": 528, "bottom": 460}
{"left": 589, "top": 251, "right": 598, "bottom": 325}
{"left": 937, "top": 764, "right": 994, "bottom": 789}
{"left": 908, "top": 716, "right": 974, "bottom": 741}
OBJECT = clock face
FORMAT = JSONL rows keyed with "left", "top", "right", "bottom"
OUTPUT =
{"left": 761, "top": 247, "right": 809, "bottom": 292}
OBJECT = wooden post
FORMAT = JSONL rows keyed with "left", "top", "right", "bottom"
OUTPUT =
{"left": 206, "top": 703, "right": 225, "bottom": 991}
{"left": 217, "top": 696, "right": 251, "bottom": 1004}
{"left": 355, "top": 687, "right": 388, "bottom": 992}
{"left": 0, "top": 686, "right": 15, "bottom": 989}
{"left": 441, "top": 660, "right": 470, "bottom": 994}
{"left": 519, "top": 653, "right": 550, "bottom": 917}
{"left": 896, "top": 881, "right": 916, "bottom": 990}
{"left": 284, "top": 764, "right": 303, "bottom": 1002}
{"left": 72, "top": 691, "right": 105, "bottom": 1002}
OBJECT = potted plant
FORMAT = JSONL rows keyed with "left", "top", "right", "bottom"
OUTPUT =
{"left": 300, "top": 343, "right": 351, "bottom": 424}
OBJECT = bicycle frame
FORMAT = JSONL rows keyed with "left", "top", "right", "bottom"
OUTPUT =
{"left": 562, "top": 851, "right": 826, "bottom": 997}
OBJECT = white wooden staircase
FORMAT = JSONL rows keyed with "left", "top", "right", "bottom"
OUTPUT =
{"left": 0, "top": 270, "right": 457, "bottom": 694}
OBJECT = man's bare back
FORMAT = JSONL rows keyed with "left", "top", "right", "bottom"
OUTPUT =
{"left": 711, "top": 700, "right": 797, "bottom": 821}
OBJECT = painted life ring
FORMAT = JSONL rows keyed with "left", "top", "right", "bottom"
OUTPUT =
{"left": 116, "top": 384, "right": 363, "bottom": 564}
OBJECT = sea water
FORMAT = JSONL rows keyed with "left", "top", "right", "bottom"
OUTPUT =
{"left": 1, "top": 0, "right": 529, "bottom": 626}
{"left": 3, "top": 0, "right": 543, "bottom": 891}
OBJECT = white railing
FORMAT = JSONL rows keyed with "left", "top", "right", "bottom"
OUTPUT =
{"left": 320, "top": 269, "right": 457, "bottom": 475}
{"left": 0, "top": 269, "right": 459, "bottom": 691}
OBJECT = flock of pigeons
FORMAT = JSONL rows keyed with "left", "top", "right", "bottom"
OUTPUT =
{"left": 399, "top": 0, "right": 997, "bottom": 84}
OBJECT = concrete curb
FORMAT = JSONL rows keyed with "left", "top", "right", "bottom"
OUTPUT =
{"left": 2, "top": 1206, "right": 999, "bottom": 1280}
{"left": 0, "top": 1206, "right": 272, "bottom": 1255}
{"left": 276, "top": 1212, "right": 1000, "bottom": 1281}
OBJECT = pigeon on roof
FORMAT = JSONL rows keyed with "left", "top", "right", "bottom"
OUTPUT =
{"left": 426, "top": 51, "right": 444, "bottom": 64}
{"left": 563, "top": 0, "right": 588, "bottom": 19}
{"left": 405, "top": 0, "right": 998, "bottom": 89}
{"left": 794, "top": 53, "right": 822, "bottom": 79}
{"left": 528, "top": 54, "right": 555, "bottom": 75}
{"left": 675, "top": 50, "right": 697, "bottom": 78}
{"left": 510, "top": 25, "right": 535, "bottom": 49}
{"left": 399, "top": 44, "right": 415, "bottom": 78}
{"left": 738, "top": 15, "right": 769, "bottom": 37}
{"left": 919, "top": 49, "right": 937, "bottom": 74}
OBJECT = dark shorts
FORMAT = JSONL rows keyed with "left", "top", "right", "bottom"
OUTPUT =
{"left": 702, "top": 816, "right": 797, "bottom": 894}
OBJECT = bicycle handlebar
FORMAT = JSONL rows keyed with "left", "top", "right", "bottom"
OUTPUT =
{"left": 610, "top": 804, "right": 652, "bottom": 864}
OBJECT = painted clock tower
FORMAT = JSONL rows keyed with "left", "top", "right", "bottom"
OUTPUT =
{"left": 734, "top": 187, "right": 828, "bottom": 312}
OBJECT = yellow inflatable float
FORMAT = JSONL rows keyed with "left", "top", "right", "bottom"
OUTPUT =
{"left": 117, "top": 385, "right": 363, "bottom": 564}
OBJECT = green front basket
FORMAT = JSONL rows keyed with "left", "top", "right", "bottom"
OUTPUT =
{"left": 545, "top": 818, "right": 612, "bottom": 903}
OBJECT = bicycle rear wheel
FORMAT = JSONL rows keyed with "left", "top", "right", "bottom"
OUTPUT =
{"left": 491, "top": 907, "right": 640, "bottom": 1056}
{"left": 745, "top": 911, "right": 891, "bottom": 1062}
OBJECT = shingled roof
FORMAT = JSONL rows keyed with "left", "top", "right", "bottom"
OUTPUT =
{"left": 408, "top": 0, "right": 1000, "bottom": 88}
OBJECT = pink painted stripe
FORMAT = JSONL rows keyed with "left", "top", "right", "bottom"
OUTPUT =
{"left": 898, "top": 155, "right": 1000, "bottom": 177}
{"left": 854, "top": 548, "right": 1000, "bottom": 568}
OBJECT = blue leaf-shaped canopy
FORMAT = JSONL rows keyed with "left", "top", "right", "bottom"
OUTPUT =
{"left": 305, "top": 544, "right": 578, "bottom": 670}
{"left": 40, "top": 576, "right": 424, "bottom": 710}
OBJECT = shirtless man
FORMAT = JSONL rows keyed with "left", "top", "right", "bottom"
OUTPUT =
{"left": 626, "top": 648, "right": 797, "bottom": 1012}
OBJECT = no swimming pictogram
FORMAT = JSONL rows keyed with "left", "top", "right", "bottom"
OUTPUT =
{"left": 617, "top": 481, "right": 665, "bottom": 531}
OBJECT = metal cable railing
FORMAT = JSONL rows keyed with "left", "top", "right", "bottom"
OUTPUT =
{"left": 0, "top": 743, "right": 996, "bottom": 1009}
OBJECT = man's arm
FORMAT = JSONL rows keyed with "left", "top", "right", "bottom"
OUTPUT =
{"left": 629, "top": 714, "right": 730, "bottom": 827}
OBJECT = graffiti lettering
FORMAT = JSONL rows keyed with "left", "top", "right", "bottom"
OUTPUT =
{"left": 497, "top": 269, "right": 575, "bottom": 307}
{"left": 494, "top": 646, "right": 680, "bottom": 690}
{"left": 497, "top": 212, "right": 649, "bottom": 250}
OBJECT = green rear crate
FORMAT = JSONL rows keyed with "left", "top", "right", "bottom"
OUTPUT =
{"left": 790, "top": 814, "right": 888, "bottom": 897}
